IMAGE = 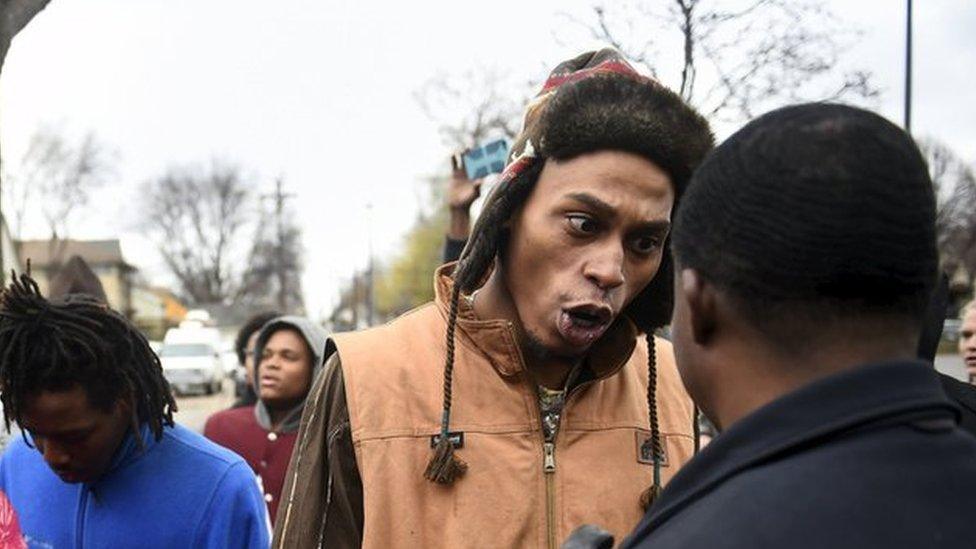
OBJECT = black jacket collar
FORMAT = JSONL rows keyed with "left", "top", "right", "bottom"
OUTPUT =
{"left": 627, "top": 361, "right": 958, "bottom": 542}
{"left": 940, "top": 373, "right": 976, "bottom": 415}
{"left": 938, "top": 372, "right": 976, "bottom": 437}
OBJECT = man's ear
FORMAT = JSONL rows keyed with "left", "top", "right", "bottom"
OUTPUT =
{"left": 679, "top": 268, "right": 717, "bottom": 345}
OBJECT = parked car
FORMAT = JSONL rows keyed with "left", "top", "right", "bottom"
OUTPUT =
{"left": 160, "top": 323, "right": 223, "bottom": 396}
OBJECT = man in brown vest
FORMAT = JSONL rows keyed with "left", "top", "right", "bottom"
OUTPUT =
{"left": 273, "top": 49, "right": 713, "bottom": 548}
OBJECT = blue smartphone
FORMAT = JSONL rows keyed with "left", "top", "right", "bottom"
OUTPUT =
{"left": 462, "top": 139, "right": 509, "bottom": 180}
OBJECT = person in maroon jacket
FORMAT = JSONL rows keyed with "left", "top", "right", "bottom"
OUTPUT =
{"left": 204, "top": 316, "right": 327, "bottom": 522}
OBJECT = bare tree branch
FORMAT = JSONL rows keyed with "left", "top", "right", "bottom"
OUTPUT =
{"left": 562, "top": 0, "right": 880, "bottom": 123}
{"left": 414, "top": 66, "right": 526, "bottom": 150}
{"left": 675, "top": 0, "right": 697, "bottom": 100}
{"left": 919, "top": 138, "right": 976, "bottom": 281}
{"left": 238, "top": 197, "right": 304, "bottom": 313}
{"left": 3, "top": 125, "right": 114, "bottom": 244}
{"left": 140, "top": 162, "right": 253, "bottom": 305}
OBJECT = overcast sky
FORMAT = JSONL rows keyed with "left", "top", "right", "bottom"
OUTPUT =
{"left": 2, "top": 0, "right": 973, "bottom": 320}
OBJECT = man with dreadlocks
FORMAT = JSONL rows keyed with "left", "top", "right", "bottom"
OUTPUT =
{"left": 273, "top": 48, "right": 712, "bottom": 548}
{"left": 0, "top": 273, "right": 271, "bottom": 547}
{"left": 619, "top": 104, "right": 976, "bottom": 548}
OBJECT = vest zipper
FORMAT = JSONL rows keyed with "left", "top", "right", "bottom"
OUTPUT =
{"left": 540, "top": 377, "right": 598, "bottom": 548}
{"left": 543, "top": 441, "right": 557, "bottom": 549}
{"left": 543, "top": 442, "right": 556, "bottom": 472}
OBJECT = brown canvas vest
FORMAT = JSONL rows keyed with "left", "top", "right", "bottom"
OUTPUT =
{"left": 334, "top": 272, "right": 695, "bottom": 549}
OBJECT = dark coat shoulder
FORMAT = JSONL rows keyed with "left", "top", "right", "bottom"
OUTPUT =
{"left": 939, "top": 373, "right": 976, "bottom": 438}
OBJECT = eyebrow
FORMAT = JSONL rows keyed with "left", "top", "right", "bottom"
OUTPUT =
{"left": 264, "top": 346, "right": 301, "bottom": 355}
{"left": 566, "top": 192, "right": 616, "bottom": 218}
{"left": 565, "top": 192, "right": 672, "bottom": 232}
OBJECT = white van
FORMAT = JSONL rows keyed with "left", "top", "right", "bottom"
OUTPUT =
{"left": 160, "top": 314, "right": 224, "bottom": 396}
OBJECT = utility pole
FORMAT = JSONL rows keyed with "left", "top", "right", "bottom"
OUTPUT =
{"left": 262, "top": 178, "right": 295, "bottom": 312}
{"left": 904, "top": 0, "right": 913, "bottom": 134}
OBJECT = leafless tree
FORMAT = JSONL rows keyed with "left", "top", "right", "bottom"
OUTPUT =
{"left": 561, "top": 0, "right": 879, "bottom": 123}
{"left": 0, "top": 0, "right": 54, "bottom": 271}
{"left": 415, "top": 66, "right": 527, "bottom": 150}
{"left": 237, "top": 181, "right": 305, "bottom": 314}
{"left": 141, "top": 163, "right": 306, "bottom": 308}
{"left": 140, "top": 162, "right": 254, "bottom": 305}
{"left": 920, "top": 139, "right": 976, "bottom": 286}
{"left": 7, "top": 127, "right": 113, "bottom": 239}
{"left": 3, "top": 126, "right": 114, "bottom": 266}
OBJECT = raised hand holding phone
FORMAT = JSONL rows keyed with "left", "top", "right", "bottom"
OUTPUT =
{"left": 461, "top": 138, "right": 509, "bottom": 179}
{"left": 448, "top": 153, "right": 483, "bottom": 241}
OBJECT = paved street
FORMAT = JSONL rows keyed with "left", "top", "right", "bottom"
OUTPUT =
{"left": 174, "top": 380, "right": 235, "bottom": 433}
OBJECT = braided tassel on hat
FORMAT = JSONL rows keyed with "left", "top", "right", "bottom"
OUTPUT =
{"left": 424, "top": 283, "right": 468, "bottom": 484}
{"left": 639, "top": 334, "right": 664, "bottom": 511}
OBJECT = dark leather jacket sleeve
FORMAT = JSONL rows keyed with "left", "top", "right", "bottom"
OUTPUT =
{"left": 272, "top": 351, "right": 363, "bottom": 548}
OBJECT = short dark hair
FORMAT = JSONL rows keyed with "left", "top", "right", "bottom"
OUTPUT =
{"left": 672, "top": 103, "right": 938, "bottom": 341}
{"left": 0, "top": 273, "right": 176, "bottom": 440}
{"left": 234, "top": 311, "right": 280, "bottom": 365}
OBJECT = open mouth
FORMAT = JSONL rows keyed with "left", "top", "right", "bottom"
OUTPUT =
{"left": 557, "top": 304, "right": 614, "bottom": 348}
{"left": 567, "top": 306, "right": 611, "bottom": 327}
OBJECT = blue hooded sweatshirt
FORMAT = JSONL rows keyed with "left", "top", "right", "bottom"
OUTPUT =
{"left": 0, "top": 423, "right": 270, "bottom": 548}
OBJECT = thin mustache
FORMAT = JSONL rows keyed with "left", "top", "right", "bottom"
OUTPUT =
{"left": 559, "top": 291, "right": 615, "bottom": 305}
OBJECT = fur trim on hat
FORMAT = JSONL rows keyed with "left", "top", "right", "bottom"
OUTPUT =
{"left": 540, "top": 73, "right": 713, "bottom": 195}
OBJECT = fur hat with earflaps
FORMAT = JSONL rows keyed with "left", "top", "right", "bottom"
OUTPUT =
{"left": 426, "top": 49, "right": 713, "bottom": 509}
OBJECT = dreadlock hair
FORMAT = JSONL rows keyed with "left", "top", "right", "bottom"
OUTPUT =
{"left": 672, "top": 103, "right": 938, "bottom": 353}
{"left": 0, "top": 271, "right": 176, "bottom": 443}
{"left": 424, "top": 71, "right": 713, "bottom": 489}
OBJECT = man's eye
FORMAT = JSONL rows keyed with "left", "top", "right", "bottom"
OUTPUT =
{"left": 567, "top": 214, "right": 599, "bottom": 234}
{"left": 631, "top": 235, "right": 661, "bottom": 255}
